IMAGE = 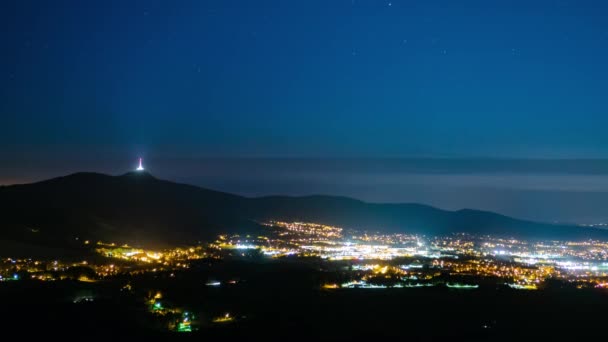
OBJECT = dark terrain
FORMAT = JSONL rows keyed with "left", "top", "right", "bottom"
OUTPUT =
{"left": 2, "top": 259, "right": 607, "bottom": 341}
{"left": 1, "top": 171, "right": 606, "bottom": 249}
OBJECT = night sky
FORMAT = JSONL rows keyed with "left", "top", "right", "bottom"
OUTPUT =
{"left": 2, "top": 1, "right": 608, "bottom": 222}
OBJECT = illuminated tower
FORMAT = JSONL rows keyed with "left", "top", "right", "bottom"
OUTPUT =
{"left": 136, "top": 158, "right": 144, "bottom": 171}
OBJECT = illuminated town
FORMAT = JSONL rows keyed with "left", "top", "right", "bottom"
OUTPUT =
{"left": 5, "top": 221, "right": 608, "bottom": 290}
{"left": 5, "top": 221, "right": 608, "bottom": 337}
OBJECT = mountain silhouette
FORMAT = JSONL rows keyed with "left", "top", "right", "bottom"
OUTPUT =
{"left": 1, "top": 171, "right": 606, "bottom": 248}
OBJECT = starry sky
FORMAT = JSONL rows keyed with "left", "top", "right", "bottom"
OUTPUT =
{"left": 2, "top": 0, "right": 608, "bottom": 222}
{"left": 2, "top": 0, "right": 608, "bottom": 158}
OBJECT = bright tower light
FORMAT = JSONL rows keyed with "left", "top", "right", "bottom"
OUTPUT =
{"left": 136, "top": 158, "right": 144, "bottom": 171}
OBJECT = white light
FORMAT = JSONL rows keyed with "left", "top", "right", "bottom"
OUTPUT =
{"left": 235, "top": 244, "right": 257, "bottom": 249}
{"left": 136, "top": 157, "right": 144, "bottom": 171}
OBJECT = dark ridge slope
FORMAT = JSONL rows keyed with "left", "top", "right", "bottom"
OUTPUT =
{"left": 1, "top": 172, "right": 605, "bottom": 248}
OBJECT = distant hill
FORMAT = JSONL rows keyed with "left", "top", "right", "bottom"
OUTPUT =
{"left": 1, "top": 171, "right": 606, "bottom": 248}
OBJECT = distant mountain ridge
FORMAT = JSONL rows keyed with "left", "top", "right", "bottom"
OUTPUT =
{"left": 1, "top": 171, "right": 606, "bottom": 248}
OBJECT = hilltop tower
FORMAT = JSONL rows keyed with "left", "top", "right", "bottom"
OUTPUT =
{"left": 136, "top": 158, "right": 144, "bottom": 171}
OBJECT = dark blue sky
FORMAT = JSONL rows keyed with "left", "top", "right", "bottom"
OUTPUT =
{"left": 2, "top": 0, "right": 608, "bottom": 158}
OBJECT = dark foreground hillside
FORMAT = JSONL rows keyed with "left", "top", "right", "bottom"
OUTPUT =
{"left": 1, "top": 259, "right": 607, "bottom": 341}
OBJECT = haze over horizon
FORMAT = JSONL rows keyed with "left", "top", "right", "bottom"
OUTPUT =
{"left": 2, "top": 156, "right": 608, "bottom": 225}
